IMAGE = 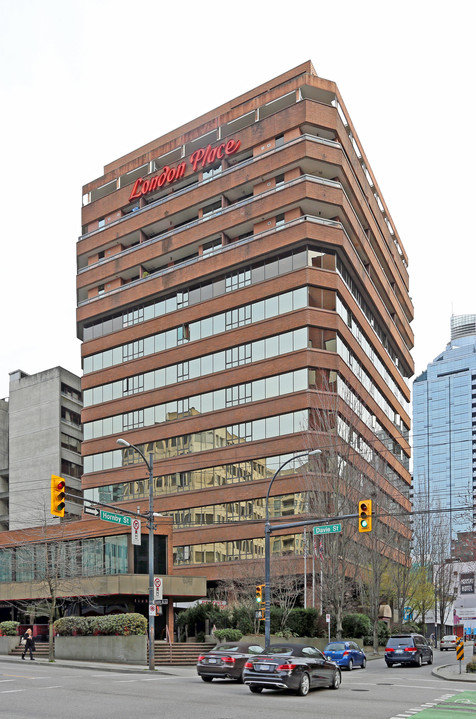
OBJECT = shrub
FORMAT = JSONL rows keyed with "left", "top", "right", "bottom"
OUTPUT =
{"left": 231, "top": 606, "right": 253, "bottom": 635}
{"left": 213, "top": 629, "right": 242, "bottom": 642}
{"left": 287, "top": 608, "right": 319, "bottom": 638}
{"left": 342, "top": 613, "right": 371, "bottom": 638}
{"left": 466, "top": 661, "right": 476, "bottom": 674}
{"left": 54, "top": 613, "right": 147, "bottom": 636}
{"left": 275, "top": 628, "right": 298, "bottom": 639}
{"left": 0, "top": 621, "right": 20, "bottom": 636}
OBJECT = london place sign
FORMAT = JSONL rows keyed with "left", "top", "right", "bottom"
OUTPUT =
{"left": 129, "top": 138, "right": 241, "bottom": 202}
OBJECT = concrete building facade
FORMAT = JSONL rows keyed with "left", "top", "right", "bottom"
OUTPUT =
{"left": 78, "top": 62, "right": 413, "bottom": 588}
{"left": 7, "top": 367, "right": 83, "bottom": 530}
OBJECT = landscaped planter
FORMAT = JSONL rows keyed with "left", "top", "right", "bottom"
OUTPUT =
{"left": 55, "top": 635, "right": 147, "bottom": 664}
{"left": 0, "top": 636, "right": 20, "bottom": 655}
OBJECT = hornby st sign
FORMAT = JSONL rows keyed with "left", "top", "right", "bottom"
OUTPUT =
{"left": 129, "top": 138, "right": 241, "bottom": 202}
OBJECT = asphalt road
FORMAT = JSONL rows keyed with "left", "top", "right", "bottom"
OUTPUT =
{"left": 0, "top": 650, "right": 474, "bottom": 719}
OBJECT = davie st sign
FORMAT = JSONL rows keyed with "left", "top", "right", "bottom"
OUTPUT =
{"left": 129, "top": 138, "right": 241, "bottom": 202}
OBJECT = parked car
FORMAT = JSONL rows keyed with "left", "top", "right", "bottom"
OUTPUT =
{"left": 324, "top": 640, "right": 367, "bottom": 670}
{"left": 385, "top": 634, "right": 433, "bottom": 668}
{"left": 439, "top": 635, "right": 459, "bottom": 651}
{"left": 243, "top": 643, "right": 341, "bottom": 696}
{"left": 197, "top": 641, "right": 264, "bottom": 682}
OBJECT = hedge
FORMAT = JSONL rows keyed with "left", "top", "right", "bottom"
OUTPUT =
{"left": 54, "top": 613, "right": 147, "bottom": 636}
{"left": 0, "top": 621, "right": 20, "bottom": 636}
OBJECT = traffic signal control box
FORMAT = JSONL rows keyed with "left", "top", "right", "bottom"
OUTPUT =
{"left": 51, "top": 475, "right": 66, "bottom": 517}
{"left": 358, "top": 499, "right": 372, "bottom": 533}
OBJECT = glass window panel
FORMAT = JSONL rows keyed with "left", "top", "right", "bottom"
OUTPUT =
{"left": 265, "top": 336, "right": 279, "bottom": 357}
{"left": 162, "top": 366, "right": 176, "bottom": 387}
{"left": 212, "top": 278, "right": 226, "bottom": 296}
{"left": 252, "top": 339, "right": 265, "bottom": 362}
{"left": 213, "top": 314, "right": 226, "bottom": 335}
{"left": 112, "top": 347, "right": 122, "bottom": 365}
{"left": 102, "top": 417, "right": 113, "bottom": 436}
{"left": 264, "top": 296, "right": 279, "bottom": 317}
{"left": 165, "top": 329, "right": 176, "bottom": 348}
{"left": 251, "top": 264, "right": 264, "bottom": 283}
{"left": 155, "top": 368, "right": 166, "bottom": 387}
{"left": 144, "top": 336, "right": 154, "bottom": 355}
{"left": 293, "top": 368, "right": 308, "bottom": 391}
{"left": 83, "top": 423, "right": 93, "bottom": 441}
{"left": 252, "top": 418, "right": 266, "bottom": 441}
{"left": 279, "top": 373, "right": 294, "bottom": 395}
{"left": 278, "top": 292, "right": 293, "bottom": 314}
{"left": 189, "top": 321, "right": 201, "bottom": 341}
{"left": 189, "top": 287, "right": 201, "bottom": 305}
{"left": 279, "top": 254, "right": 293, "bottom": 274}
{"left": 279, "top": 332, "right": 293, "bottom": 354}
{"left": 154, "top": 299, "right": 165, "bottom": 316}
{"left": 251, "top": 301, "right": 265, "bottom": 323}
{"left": 265, "top": 376, "right": 280, "bottom": 397}
{"left": 92, "top": 354, "right": 103, "bottom": 372}
{"left": 214, "top": 389, "right": 226, "bottom": 410}
{"left": 264, "top": 259, "right": 279, "bottom": 279}
{"left": 144, "top": 372, "right": 154, "bottom": 391}
{"left": 200, "top": 317, "right": 213, "bottom": 337}
{"left": 252, "top": 378, "right": 266, "bottom": 401}
{"left": 155, "top": 333, "right": 166, "bottom": 352}
{"left": 144, "top": 304, "right": 154, "bottom": 321}
{"left": 213, "top": 352, "right": 225, "bottom": 372}
{"left": 165, "top": 296, "right": 177, "bottom": 313}
{"left": 83, "top": 356, "right": 93, "bottom": 374}
{"left": 144, "top": 407, "right": 154, "bottom": 426}
{"left": 201, "top": 393, "right": 214, "bottom": 414}
{"left": 189, "top": 358, "right": 201, "bottom": 378}
{"left": 112, "top": 415, "right": 122, "bottom": 434}
{"left": 155, "top": 405, "right": 166, "bottom": 423}
{"left": 293, "top": 287, "right": 308, "bottom": 308}
{"left": 278, "top": 413, "right": 294, "bottom": 436}
{"left": 293, "top": 327, "right": 307, "bottom": 349}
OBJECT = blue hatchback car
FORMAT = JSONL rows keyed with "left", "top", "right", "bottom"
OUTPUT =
{"left": 324, "top": 641, "right": 367, "bottom": 670}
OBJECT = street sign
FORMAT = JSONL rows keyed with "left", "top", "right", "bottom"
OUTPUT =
{"left": 100, "top": 510, "right": 131, "bottom": 526}
{"left": 457, "top": 638, "right": 464, "bottom": 661}
{"left": 326, "top": 614, "right": 331, "bottom": 623}
{"left": 149, "top": 604, "right": 156, "bottom": 616}
{"left": 84, "top": 505, "right": 100, "bottom": 517}
{"left": 313, "top": 524, "right": 342, "bottom": 535}
{"left": 131, "top": 518, "right": 141, "bottom": 546}
{"left": 154, "top": 576, "right": 163, "bottom": 601}
{"left": 155, "top": 599, "right": 168, "bottom": 605}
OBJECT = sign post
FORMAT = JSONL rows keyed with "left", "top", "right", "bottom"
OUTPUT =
{"left": 326, "top": 613, "right": 331, "bottom": 643}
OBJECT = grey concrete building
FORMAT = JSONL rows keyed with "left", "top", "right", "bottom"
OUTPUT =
{"left": 7, "top": 367, "right": 83, "bottom": 530}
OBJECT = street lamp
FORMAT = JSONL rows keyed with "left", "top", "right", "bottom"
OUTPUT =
{"left": 117, "top": 438, "right": 156, "bottom": 671}
{"left": 264, "top": 449, "right": 321, "bottom": 647}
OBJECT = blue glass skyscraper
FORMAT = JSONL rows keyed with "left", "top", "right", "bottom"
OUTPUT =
{"left": 413, "top": 315, "right": 476, "bottom": 540}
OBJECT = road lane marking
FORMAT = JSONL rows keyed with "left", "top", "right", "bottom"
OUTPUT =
{"left": 1, "top": 689, "right": 25, "bottom": 693}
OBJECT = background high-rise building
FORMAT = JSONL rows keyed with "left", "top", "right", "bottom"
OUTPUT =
{"left": 6, "top": 367, "right": 83, "bottom": 530}
{"left": 413, "top": 314, "right": 476, "bottom": 541}
{"left": 78, "top": 61, "right": 413, "bottom": 589}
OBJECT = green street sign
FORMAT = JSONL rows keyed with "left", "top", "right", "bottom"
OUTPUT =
{"left": 313, "top": 523, "right": 342, "bottom": 535}
{"left": 100, "top": 510, "right": 131, "bottom": 526}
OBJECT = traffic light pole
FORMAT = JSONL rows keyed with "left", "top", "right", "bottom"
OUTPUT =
{"left": 264, "top": 451, "right": 321, "bottom": 648}
{"left": 116, "top": 439, "right": 156, "bottom": 671}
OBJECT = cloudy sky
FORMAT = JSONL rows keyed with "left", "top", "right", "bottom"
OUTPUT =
{"left": 0, "top": 0, "right": 474, "bottom": 401}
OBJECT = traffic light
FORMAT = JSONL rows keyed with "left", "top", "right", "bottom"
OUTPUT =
{"left": 255, "top": 584, "right": 264, "bottom": 603}
{"left": 51, "top": 475, "right": 66, "bottom": 517}
{"left": 358, "top": 499, "right": 372, "bottom": 533}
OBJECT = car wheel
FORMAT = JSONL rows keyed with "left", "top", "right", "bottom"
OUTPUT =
{"left": 201, "top": 676, "right": 213, "bottom": 682}
{"left": 347, "top": 659, "right": 353, "bottom": 671}
{"left": 297, "top": 672, "right": 310, "bottom": 696}
{"left": 386, "top": 662, "right": 392, "bottom": 668}
{"left": 416, "top": 654, "right": 422, "bottom": 667}
{"left": 249, "top": 685, "right": 263, "bottom": 693}
{"left": 330, "top": 670, "right": 341, "bottom": 690}
{"left": 361, "top": 658, "right": 367, "bottom": 669}
{"left": 427, "top": 654, "right": 433, "bottom": 665}
{"left": 237, "top": 669, "right": 245, "bottom": 684}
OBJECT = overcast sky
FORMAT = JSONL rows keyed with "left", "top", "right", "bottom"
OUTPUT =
{"left": 0, "top": 0, "right": 474, "bottom": 402}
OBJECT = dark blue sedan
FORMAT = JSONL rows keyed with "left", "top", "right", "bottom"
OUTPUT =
{"left": 324, "top": 641, "right": 367, "bottom": 670}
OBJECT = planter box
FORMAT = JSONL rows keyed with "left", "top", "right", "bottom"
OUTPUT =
{"left": 0, "top": 636, "right": 20, "bottom": 655}
{"left": 55, "top": 636, "right": 147, "bottom": 664}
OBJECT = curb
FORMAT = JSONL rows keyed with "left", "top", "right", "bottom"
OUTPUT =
{"left": 0, "top": 655, "right": 191, "bottom": 675}
{"left": 432, "top": 663, "right": 476, "bottom": 683}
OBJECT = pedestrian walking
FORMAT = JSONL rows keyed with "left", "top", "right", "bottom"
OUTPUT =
{"left": 21, "top": 628, "right": 35, "bottom": 660}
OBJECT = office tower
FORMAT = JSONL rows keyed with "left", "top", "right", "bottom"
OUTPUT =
{"left": 78, "top": 61, "right": 413, "bottom": 586}
{"left": 413, "top": 314, "right": 476, "bottom": 541}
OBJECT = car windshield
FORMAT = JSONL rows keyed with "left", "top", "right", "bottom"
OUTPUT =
{"left": 213, "top": 643, "right": 263, "bottom": 654}
{"left": 387, "top": 637, "right": 413, "bottom": 648}
{"left": 442, "top": 636, "right": 456, "bottom": 641}
{"left": 326, "top": 643, "right": 346, "bottom": 651}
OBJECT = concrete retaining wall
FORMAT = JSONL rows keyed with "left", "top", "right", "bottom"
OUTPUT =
{"left": 55, "top": 636, "right": 147, "bottom": 664}
{"left": 0, "top": 636, "right": 20, "bottom": 654}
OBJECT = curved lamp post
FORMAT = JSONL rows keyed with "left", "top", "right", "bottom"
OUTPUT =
{"left": 117, "top": 438, "right": 155, "bottom": 671}
{"left": 264, "top": 449, "right": 321, "bottom": 647}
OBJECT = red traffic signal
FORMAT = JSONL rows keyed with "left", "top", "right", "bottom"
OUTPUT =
{"left": 51, "top": 475, "right": 66, "bottom": 517}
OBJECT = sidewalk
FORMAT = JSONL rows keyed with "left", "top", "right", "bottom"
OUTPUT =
{"left": 432, "top": 643, "right": 476, "bottom": 682}
{"left": 0, "top": 653, "right": 197, "bottom": 676}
